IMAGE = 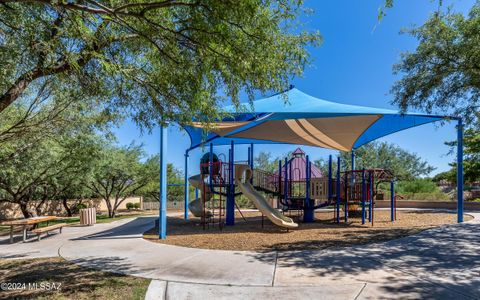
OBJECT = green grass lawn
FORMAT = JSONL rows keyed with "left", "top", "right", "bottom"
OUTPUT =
{"left": 0, "top": 257, "right": 150, "bottom": 299}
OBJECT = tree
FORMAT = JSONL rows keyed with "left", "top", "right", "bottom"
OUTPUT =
{"left": 314, "top": 141, "right": 435, "bottom": 180}
{"left": 254, "top": 151, "right": 279, "bottom": 173}
{"left": 433, "top": 169, "right": 456, "bottom": 184}
{"left": 391, "top": 3, "right": 480, "bottom": 126}
{"left": 0, "top": 121, "right": 104, "bottom": 218}
{"left": 396, "top": 178, "right": 440, "bottom": 194}
{"left": 86, "top": 145, "right": 158, "bottom": 217}
{"left": 437, "top": 127, "right": 480, "bottom": 184}
{"left": 48, "top": 158, "right": 97, "bottom": 217}
{"left": 459, "top": 127, "right": 480, "bottom": 183}
{"left": 139, "top": 161, "right": 187, "bottom": 204}
{"left": 0, "top": 1, "right": 321, "bottom": 129}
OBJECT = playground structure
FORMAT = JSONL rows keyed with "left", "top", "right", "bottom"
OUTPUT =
{"left": 187, "top": 145, "right": 397, "bottom": 229}
{"left": 156, "top": 87, "right": 464, "bottom": 239}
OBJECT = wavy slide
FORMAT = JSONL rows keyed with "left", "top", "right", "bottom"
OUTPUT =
{"left": 235, "top": 164, "right": 298, "bottom": 229}
{"left": 188, "top": 174, "right": 212, "bottom": 217}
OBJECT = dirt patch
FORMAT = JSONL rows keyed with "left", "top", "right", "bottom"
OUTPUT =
{"left": 144, "top": 210, "right": 473, "bottom": 251}
{"left": 0, "top": 257, "right": 150, "bottom": 300}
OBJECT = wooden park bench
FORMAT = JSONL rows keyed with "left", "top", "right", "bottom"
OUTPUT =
{"left": 2, "top": 216, "right": 60, "bottom": 243}
{"left": 31, "top": 223, "right": 67, "bottom": 241}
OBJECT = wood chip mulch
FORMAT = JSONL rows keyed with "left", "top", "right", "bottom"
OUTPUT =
{"left": 143, "top": 210, "right": 473, "bottom": 251}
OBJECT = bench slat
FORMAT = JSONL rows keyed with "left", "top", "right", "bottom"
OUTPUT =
{"left": 31, "top": 223, "right": 67, "bottom": 234}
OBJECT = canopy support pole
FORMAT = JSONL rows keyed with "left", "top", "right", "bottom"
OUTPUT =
{"left": 284, "top": 157, "right": 289, "bottom": 205}
{"left": 209, "top": 143, "right": 213, "bottom": 190}
{"left": 457, "top": 119, "right": 464, "bottom": 223}
{"left": 159, "top": 125, "right": 167, "bottom": 239}
{"left": 248, "top": 143, "right": 254, "bottom": 184}
{"left": 361, "top": 169, "right": 366, "bottom": 225}
{"left": 278, "top": 160, "right": 282, "bottom": 209}
{"left": 351, "top": 150, "right": 355, "bottom": 171}
{"left": 336, "top": 156, "right": 341, "bottom": 224}
{"left": 328, "top": 155, "right": 332, "bottom": 201}
{"left": 369, "top": 171, "right": 373, "bottom": 223}
{"left": 390, "top": 181, "right": 395, "bottom": 222}
{"left": 226, "top": 141, "right": 235, "bottom": 225}
{"left": 304, "top": 155, "right": 313, "bottom": 222}
{"left": 184, "top": 150, "right": 189, "bottom": 220}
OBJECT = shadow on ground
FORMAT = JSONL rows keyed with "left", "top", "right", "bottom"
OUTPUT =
{"left": 257, "top": 222, "right": 480, "bottom": 299}
{"left": 0, "top": 257, "right": 149, "bottom": 300}
{"left": 73, "top": 216, "right": 157, "bottom": 241}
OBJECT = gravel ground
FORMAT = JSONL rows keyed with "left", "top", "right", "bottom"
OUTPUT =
{"left": 143, "top": 210, "right": 473, "bottom": 251}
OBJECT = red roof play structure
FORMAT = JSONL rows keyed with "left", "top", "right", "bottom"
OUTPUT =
{"left": 275, "top": 148, "right": 323, "bottom": 180}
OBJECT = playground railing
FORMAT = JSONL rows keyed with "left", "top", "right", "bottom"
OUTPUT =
{"left": 310, "top": 178, "right": 330, "bottom": 200}
{"left": 252, "top": 169, "right": 278, "bottom": 193}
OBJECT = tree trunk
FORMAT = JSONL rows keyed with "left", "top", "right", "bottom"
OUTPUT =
{"left": 104, "top": 198, "right": 114, "bottom": 218}
{"left": 62, "top": 197, "right": 72, "bottom": 217}
{"left": 35, "top": 199, "right": 46, "bottom": 216}
{"left": 19, "top": 201, "right": 37, "bottom": 218}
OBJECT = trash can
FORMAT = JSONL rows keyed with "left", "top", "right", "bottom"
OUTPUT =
{"left": 80, "top": 208, "right": 96, "bottom": 226}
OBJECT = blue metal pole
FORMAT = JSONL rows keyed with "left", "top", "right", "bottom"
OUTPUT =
{"left": 361, "top": 169, "right": 366, "bottom": 225}
{"left": 344, "top": 172, "right": 348, "bottom": 223}
{"left": 278, "top": 160, "right": 282, "bottom": 193}
{"left": 457, "top": 119, "right": 464, "bottom": 223}
{"left": 209, "top": 143, "right": 213, "bottom": 189}
{"left": 328, "top": 155, "right": 332, "bottom": 201}
{"left": 351, "top": 150, "right": 355, "bottom": 171}
{"left": 369, "top": 171, "right": 373, "bottom": 223}
{"left": 278, "top": 160, "right": 282, "bottom": 208}
{"left": 159, "top": 125, "right": 167, "bottom": 239}
{"left": 226, "top": 141, "right": 235, "bottom": 225}
{"left": 250, "top": 143, "right": 254, "bottom": 184}
{"left": 336, "top": 156, "right": 341, "bottom": 224}
{"left": 304, "top": 156, "right": 313, "bottom": 222}
{"left": 184, "top": 150, "right": 189, "bottom": 220}
{"left": 390, "top": 180, "right": 395, "bottom": 222}
{"left": 351, "top": 151, "right": 356, "bottom": 189}
{"left": 284, "top": 157, "right": 288, "bottom": 204}
{"left": 250, "top": 143, "right": 254, "bottom": 170}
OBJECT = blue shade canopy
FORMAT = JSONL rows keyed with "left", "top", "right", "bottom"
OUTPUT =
{"left": 183, "top": 88, "right": 448, "bottom": 151}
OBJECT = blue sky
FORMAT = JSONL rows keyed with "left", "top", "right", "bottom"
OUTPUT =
{"left": 112, "top": 0, "right": 474, "bottom": 176}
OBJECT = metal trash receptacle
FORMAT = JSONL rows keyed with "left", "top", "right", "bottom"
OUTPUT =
{"left": 79, "top": 208, "right": 96, "bottom": 226}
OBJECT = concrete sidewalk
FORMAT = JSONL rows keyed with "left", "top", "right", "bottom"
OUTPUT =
{"left": 1, "top": 213, "right": 479, "bottom": 299}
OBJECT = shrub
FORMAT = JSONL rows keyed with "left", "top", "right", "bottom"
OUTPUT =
{"left": 133, "top": 202, "right": 141, "bottom": 209}
{"left": 388, "top": 191, "right": 451, "bottom": 201}
{"left": 396, "top": 178, "right": 440, "bottom": 194}
{"left": 235, "top": 195, "right": 255, "bottom": 208}
{"left": 76, "top": 203, "right": 87, "bottom": 210}
{"left": 126, "top": 202, "right": 134, "bottom": 210}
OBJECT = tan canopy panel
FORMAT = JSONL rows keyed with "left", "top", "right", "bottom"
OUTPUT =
{"left": 227, "top": 115, "right": 381, "bottom": 151}
{"left": 183, "top": 88, "right": 445, "bottom": 151}
{"left": 191, "top": 121, "right": 250, "bottom": 137}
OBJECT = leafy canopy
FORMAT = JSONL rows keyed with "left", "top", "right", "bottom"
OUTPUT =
{"left": 438, "top": 126, "right": 480, "bottom": 183}
{"left": 86, "top": 143, "right": 158, "bottom": 217}
{"left": 391, "top": 3, "right": 480, "bottom": 125}
{"left": 314, "top": 141, "right": 435, "bottom": 180}
{"left": 0, "top": 0, "right": 321, "bottom": 129}
{"left": 0, "top": 103, "right": 107, "bottom": 217}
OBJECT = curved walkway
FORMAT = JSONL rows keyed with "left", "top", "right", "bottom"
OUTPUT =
{"left": 1, "top": 212, "right": 479, "bottom": 299}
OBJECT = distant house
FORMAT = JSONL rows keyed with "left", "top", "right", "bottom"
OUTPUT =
{"left": 275, "top": 148, "right": 323, "bottom": 180}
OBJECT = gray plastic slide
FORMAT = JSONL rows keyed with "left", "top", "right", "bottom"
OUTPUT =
{"left": 188, "top": 174, "right": 212, "bottom": 217}
{"left": 235, "top": 164, "right": 298, "bottom": 229}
